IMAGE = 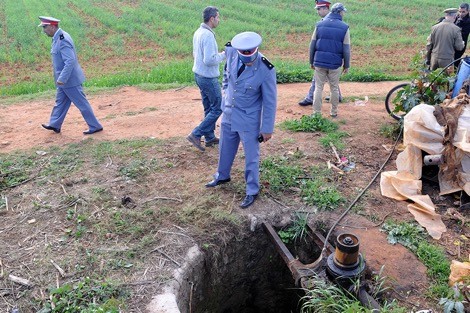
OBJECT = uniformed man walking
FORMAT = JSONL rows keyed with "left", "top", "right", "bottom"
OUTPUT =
{"left": 38, "top": 16, "right": 103, "bottom": 135}
{"left": 205, "top": 32, "right": 277, "bottom": 209}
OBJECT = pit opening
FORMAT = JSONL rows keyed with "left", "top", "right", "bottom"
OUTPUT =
{"left": 176, "top": 223, "right": 322, "bottom": 313}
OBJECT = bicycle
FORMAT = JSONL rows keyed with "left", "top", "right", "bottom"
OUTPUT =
{"left": 384, "top": 82, "right": 410, "bottom": 121}
{"left": 384, "top": 56, "right": 469, "bottom": 121}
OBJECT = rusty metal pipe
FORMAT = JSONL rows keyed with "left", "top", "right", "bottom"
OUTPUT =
{"left": 357, "top": 287, "right": 381, "bottom": 311}
{"left": 262, "top": 223, "right": 296, "bottom": 264}
{"left": 262, "top": 223, "right": 328, "bottom": 286}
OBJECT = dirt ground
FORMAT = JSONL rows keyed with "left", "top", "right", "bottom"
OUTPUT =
{"left": 1, "top": 82, "right": 397, "bottom": 153}
{"left": 1, "top": 81, "right": 468, "bottom": 312}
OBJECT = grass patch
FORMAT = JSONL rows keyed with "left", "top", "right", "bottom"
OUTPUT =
{"left": 38, "top": 277, "right": 125, "bottom": 312}
{"left": 379, "top": 123, "right": 402, "bottom": 140}
{"left": 381, "top": 220, "right": 451, "bottom": 299}
{"left": 301, "top": 178, "right": 343, "bottom": 210}
{"left": 260, "top": 156, "right": 304, "bottom": 193}
{"left": 280, "top": 114, "right": 338, "bottom": 133}
{"left": 278, "top": 211, "right": 309, "bottom": 244}
{"left": 300, "top": 274, "right": 406, "bottom": 313}
{"left": 260, "top": 157, "right": 343, "bottom": 210}
{"left": 1, "top": 0, "right": 452, "bottom": 96}
{"left": 318, "top": 131, "right": 349, "bottom": 150}
{"left": 279, "top": 115, "right": 348, "bottom": 151}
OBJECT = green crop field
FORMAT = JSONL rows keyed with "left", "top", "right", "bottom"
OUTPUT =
{"left": 0, "top": 0, "right": 454, "bottom": 97}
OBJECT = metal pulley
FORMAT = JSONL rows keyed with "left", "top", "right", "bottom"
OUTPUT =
{"left": 326, "top": 233, "right": 365, "bottom": 283}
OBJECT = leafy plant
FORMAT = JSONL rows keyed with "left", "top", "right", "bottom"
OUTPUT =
{"left": 381, "top": 220, "right": 426, "bottom": 251}
{"left": 278, "top": 211, "right": 310, "bottom": 244}
{"left": 301, "top": 178, "right": 343, "bottom": 210}
{"left": 280, "top": 114, "right": 338, "bottom": 133}
{"left": 439, "top": 284, "right": 468, "bottom": 313}
{"left": 38, "top": 277, "right": 124, "bottom": 312}
{"left": 381, "top": 220, "right": 451, "bottom": 298}
{"left": 390, "top": 53, "right": 453, "bottom": 115}
{"left": 260, "top": 156, "right": 304, "bottom": 193}
{"left": 276, "top": 68, "right": 312, "bottom": 84}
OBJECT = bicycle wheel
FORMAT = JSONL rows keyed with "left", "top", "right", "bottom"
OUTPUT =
{"left": 385, "top": 83, "right": 410, "bottom": 121}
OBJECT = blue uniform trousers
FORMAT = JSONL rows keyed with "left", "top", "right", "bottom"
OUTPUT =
{"left": 215, "top": 121, "right": 260, "bottom": 196}
{"left": 49, "top": 85, "right": 102, "bottom": 131}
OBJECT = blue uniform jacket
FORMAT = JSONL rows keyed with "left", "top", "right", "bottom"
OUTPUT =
{"left": 222, "top": 46, "right": 277, "bottom": 133}
{"left": 51, "top": 29, "right": 85, "bottom": 88}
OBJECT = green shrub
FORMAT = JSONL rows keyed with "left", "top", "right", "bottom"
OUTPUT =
{"left": 38, "top": 277, "right": 124, "bottom": 313}
{"left": 280, "top": 114, "right": 338, "bottom": 133}
{"left": 389, "top": 53, "right": 453, "bottom": 115}
{"left": 260, "top": 156, "right": 304, "bottom": 193}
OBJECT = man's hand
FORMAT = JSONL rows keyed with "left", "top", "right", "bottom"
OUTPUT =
{"left": 342, "top": 67, "right": 349, "bottom": 74}
{"left": 260, "top": 133, "right": 272, "bottom": 142}
{"left": 310, "top": 65, "right": 315, "bottom": 70}
{"left": 57, "top": 81, "right": 64, "bottom": 86}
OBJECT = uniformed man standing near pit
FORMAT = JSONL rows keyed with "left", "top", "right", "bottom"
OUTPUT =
{"left": 426, "top": 8, "right": 465, "bottom": 72}
{"left": 205, "top": 32, "right": 277, "bottom": 209}
{"left": 38, "top": 16, "right": 103, "bottom": 135}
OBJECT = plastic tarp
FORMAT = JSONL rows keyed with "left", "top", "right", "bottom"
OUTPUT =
{"left": 380, "top": 96, "right": 470, "bottom": 240}
{"left": 449, "top": 256, "right": 470, "bottom": 286}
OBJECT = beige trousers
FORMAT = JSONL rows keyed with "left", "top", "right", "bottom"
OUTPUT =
{"left": 313, "top": 66, "right": 342, "bottom": 116}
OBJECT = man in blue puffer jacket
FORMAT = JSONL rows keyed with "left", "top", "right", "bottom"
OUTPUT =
{"left": 309, "top": 3, "right": 351, "bottom": 118}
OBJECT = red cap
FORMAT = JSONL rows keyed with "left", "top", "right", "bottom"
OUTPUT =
{"left": 38, "top": 16, "right": 60, "bottom": 27}
{"left": 315, "top": 0, "right": 331, "bottom": 8}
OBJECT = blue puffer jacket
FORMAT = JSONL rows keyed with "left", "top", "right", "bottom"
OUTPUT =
{"left": 312, "top": 13, "right": 349, "bottom": 69}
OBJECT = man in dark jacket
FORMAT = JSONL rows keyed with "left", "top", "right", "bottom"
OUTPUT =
{"left": 427, "top": 8, "right": 464, "bottom": 72}
{"left": 310, "top": 3, "right": 350, "bottom": 117}
{"left": 455, "top": 3, "right": 470, "bottom": 68}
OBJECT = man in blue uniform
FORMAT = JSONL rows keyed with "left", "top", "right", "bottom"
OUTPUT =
{"left": 205, "top": 32, "right": 277, "bottom": 209}
{"left": 38, "top": 16, "right": 103, "bottom": 135}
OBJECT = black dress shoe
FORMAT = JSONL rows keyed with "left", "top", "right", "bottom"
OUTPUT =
{"left": 205, "top": 178, "right": 231, "bottom": 188}
{"left": 240, "top": 194, "right": 258, "bottom": 209}
{"left": 41, "top": 124, "right": 60, "bottom": 133}
{"left": 205, "top": 137, "right": 219, "bottom": 147}
{"left": 298, "top": 99, "right": 313, "bottom": 106}
{"left": 83, "top": 128, "right": 103, "bottom": 135}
